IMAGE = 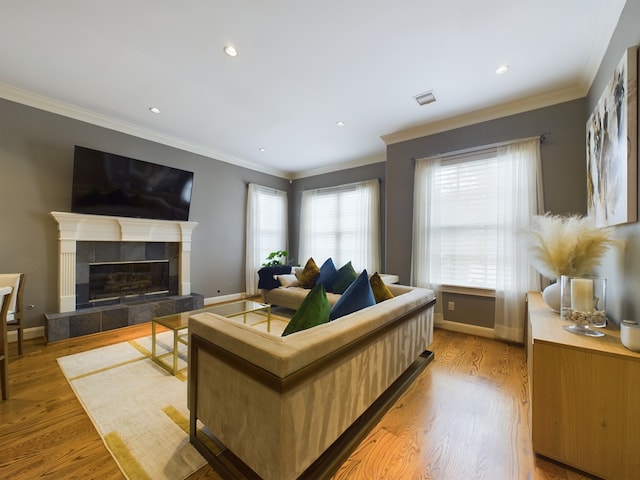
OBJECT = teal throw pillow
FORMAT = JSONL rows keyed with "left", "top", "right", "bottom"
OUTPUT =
{"left": 316, "top": 258, "right": 338, "bottom": 292}
{"left": 281, "top": 283, "right": 330, "bottom": 336}
{"left": 332, "top": 261, "right": 357, "bottom": 294}
{"left": 330, "top": 269, "right": 375, "bottom": 320}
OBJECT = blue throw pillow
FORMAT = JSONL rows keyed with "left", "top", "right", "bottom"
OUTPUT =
{"left": 282, "top": 283, "right": 330, "bottom": 336}
{"left": 330, "top": 269, "right": 375, "bottom": 320}
{"left": 316, "top": 258, "right": 338, "bottom": 292}
{"left": 257, "top": 265, "right": 292, "bottom": 290}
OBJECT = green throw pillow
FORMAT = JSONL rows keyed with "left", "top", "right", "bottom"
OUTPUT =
{"left": 298, "top": 257, "right": 321, "bottom": 289}
{"left": 282, "top": 283, "right": 330, "bottom": 336}
{"left": 370, "top": 272, "right": 395, "bottom": 303}
{"left": 332, "top": 261, "right": 357, "bottom": 294}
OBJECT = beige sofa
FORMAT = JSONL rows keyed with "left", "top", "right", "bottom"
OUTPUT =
{"left": 188, "top": 284, "right": 435, "bottom": 480}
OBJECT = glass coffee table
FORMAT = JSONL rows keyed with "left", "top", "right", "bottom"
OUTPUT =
{"left": 151, "top": 300, "right": 271, "bottom": 375}
{"left": 206, "top": 300, "right": 272, "bottom": 331}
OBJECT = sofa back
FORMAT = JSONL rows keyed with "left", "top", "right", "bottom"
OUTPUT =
{"left": 189, "top": 285, "right": 434, "bottom": 379}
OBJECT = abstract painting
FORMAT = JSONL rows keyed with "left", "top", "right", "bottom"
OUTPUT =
{"left": 586, "top": 46, "right": 638, "bottom": 227}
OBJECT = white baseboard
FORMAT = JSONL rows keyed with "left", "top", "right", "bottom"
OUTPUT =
{"left": 435, "top": 319, "right": 496, "bottom": 339}
{"left": 8, "top": 326, "right": 45, "bottom": 343}
{"left": 203, "top": 292, "right": 247, "bottom": 306}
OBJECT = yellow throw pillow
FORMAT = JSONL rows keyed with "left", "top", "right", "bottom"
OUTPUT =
{"left": 369, "top": 272, "right": 395, "bottom": 303}
{"left": 298, "top": 257, "right": 321, "bottom": 289}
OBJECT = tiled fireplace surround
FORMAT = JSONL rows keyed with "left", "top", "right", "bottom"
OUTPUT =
{"left": 46, "top": 212, "right": 202, "bottom": 342}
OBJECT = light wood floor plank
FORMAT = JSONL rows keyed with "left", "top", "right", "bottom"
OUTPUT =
{"left": 0, "top": 325, "right": 594, "bottom": 479}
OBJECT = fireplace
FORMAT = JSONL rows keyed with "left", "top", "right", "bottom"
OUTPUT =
{"left": 89, "top": 259, "right": 170, "bottom": 302}
{"left": 46, "top": 212, "right": 202, "bottom": 343}
{"left": 75, "top": 241, "right": 178, "bottom": 309}
{"left": 50, "top": 211, "right": 198, "bottom": 312}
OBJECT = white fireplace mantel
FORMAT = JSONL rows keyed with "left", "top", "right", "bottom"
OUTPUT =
{"left": 50, "top": 211, "right": 198, "bottom": 313}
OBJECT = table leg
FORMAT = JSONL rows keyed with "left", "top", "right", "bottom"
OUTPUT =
{"left": 172, "top": 328, "right": 178, "bottom": 375}
{"left": 266, "top": 305, "right": 272, "bottom": 332}
{"left": 152, "top": 321, "right": 157, "bottom": 360}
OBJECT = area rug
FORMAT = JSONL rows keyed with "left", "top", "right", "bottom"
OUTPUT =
{"left": 57, "top": 311, "right": 292, "bottom": 480}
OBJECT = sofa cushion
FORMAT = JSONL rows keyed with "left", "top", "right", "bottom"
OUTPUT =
{"left": 276, "top": 274, "right": 300, "bottom": 288}
{"left": 282, "top": 283, "right": 330, "bottom": 336}
{"left": 330, "top": 270, "right": 375, "bottom": 320}
{"left": 332, "top": 261, "right": 357, "bottom": 294}
{"left": 262, "top": 286, "right": 341, "bottom": 311}
{"left": 316, "top": 258, "right": 338, "bottom": 292}
{"left": 370, "top": 272, "right": 395, "bottom": 303}
{"left": 297, "top": 257, "right": 321, "bottom": 289}
{"left": 258, "top": 265, "right": 292, "bottom": 290}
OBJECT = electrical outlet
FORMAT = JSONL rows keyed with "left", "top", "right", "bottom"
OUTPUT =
{"left": 448, "top": 301, "right": 455, "bottom": 311}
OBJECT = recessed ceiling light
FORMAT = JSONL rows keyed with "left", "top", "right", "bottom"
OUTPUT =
{"left": 224, "top": 45, "right": 238, "bottom": 57}
{"left": 336, "top": 121, "right": 345, "bottom": 127}
{"left": 149, "top": 107, "right": 161, "bottom": 114}
{"left": 496, "top": 64, "right": 509, "bottom": 75}
{"left": 258, "top": 147, "right": 266, "bottom": 152}
{"left": 413, "top": 90, "right": 436, "bottom": 106}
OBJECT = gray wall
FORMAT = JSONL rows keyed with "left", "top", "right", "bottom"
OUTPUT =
{"left": 386, "top": 98, "right": 588, "bottom": 286}
{"left": 442, "top": 292, "right": 495, "bottom": 328}
{"left": 4, "top": 0, "right": 636, "bottom": 334}
{"left": 0, "top": 98, "right": 289, "bottom": 330}
{"left": 589, "top": 0, "right": 640, "bottom": 325}
{"left": 288, "top": 162, "right": 387, "bottom": 267}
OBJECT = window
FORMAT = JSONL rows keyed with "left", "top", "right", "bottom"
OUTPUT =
{"left": 427, "top": 150, "right": 499, "bottom": 289}
{"left": 299, "top": 179, "right": 380, "bottom": 272}
{"left": 245, "top": 184, "right": 288, "bottom": 295}
{"left": 412, "top": 138, "right": 543, "bottom": 343}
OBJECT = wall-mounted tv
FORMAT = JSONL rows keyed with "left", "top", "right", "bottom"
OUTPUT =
{"left": 71, "top": 146, "right": 193, "bottom": 221}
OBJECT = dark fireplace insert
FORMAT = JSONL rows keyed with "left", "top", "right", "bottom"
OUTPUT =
{"left": 89, "top": 260, "right": 170, "bottom": 302}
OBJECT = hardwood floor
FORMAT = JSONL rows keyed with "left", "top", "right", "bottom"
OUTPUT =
{"left": 0, "top": 326, "right": 595, "bottom": 480}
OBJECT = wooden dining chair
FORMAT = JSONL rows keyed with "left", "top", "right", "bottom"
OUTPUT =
{"left": 0, "top": 285, "right": 12, "bottom": 400}
{"left": 0, "top": 273, "right": 25, "bottom": 355}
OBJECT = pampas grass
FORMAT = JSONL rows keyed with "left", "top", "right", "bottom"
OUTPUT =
{"left": 528, "top": 214, "right": 614, "bottom": 279}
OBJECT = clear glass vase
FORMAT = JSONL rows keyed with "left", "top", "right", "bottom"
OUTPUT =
{"left": 560, "top": 275, "right": 607, "bottom": 337}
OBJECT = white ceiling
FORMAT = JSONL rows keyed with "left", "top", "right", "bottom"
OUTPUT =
{"left": 0, "top": 1, "right": 627, "bottom": 178}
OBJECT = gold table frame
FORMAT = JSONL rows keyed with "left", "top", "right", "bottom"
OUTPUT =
{"left": 151, "top": 300, "right": 271, "bottom": 375}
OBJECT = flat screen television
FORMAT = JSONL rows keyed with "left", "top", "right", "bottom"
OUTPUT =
{"left": 71, "top": 146, "right": 193, "bottom": 221}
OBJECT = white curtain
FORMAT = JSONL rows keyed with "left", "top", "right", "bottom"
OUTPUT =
{"left": 411, "top": 157, "right": 444, "bottom": 319}
{"left": 299, "top": 179, "right": 380, "bottom": 272}
{"left": 494, "top": 138, "right": 544, "bottom": 342}
{"left": 411, "top": 138, "right": 543, "bottom": 342}
{"left": 245, "top": 183, "right": 288, "bottom": 296}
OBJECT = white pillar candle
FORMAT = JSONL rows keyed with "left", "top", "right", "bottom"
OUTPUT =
{"left": 571, "top": 278, "right": 594, "bottom": 313}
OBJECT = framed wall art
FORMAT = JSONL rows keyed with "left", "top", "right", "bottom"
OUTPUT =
{"left": 586, "top": 45, "right": 638, "bottom": 227}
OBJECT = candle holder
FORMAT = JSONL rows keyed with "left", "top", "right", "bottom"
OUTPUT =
{"left": 560, "top": 276, "right": 607, "bottom": 337}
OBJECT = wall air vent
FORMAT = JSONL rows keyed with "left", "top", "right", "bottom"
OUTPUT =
{"left": 413, "top": 90, "right": 436, "bottom": 106}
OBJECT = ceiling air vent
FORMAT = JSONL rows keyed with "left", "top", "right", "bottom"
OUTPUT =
{"left": 413, "top": 90, "right": 436, "bottom": 106}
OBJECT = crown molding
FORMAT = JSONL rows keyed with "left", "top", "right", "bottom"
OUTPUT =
{"left": 381, "top": 85, "right": 587, "bottom": 146}
{"left": 0, "top": 83, "right": 289, "bottom": 178}
{"left": 290, "top": 152, "right": 386, "bottom": 180}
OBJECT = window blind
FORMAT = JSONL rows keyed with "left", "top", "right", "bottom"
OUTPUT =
{"left": 299, "top": 179, "right": 380, "bottom": 272}
{"left": 432, "top": 149, "right": 499, "bottom": 289}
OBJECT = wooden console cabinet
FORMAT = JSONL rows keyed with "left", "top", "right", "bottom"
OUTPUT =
{"left": 527, "top": 292, "right": 640, "bottom": 479}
